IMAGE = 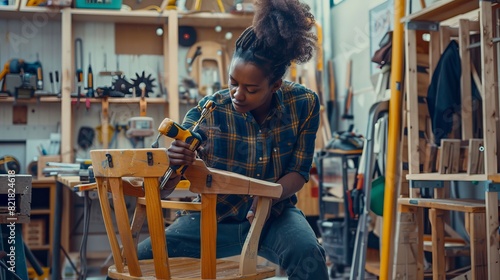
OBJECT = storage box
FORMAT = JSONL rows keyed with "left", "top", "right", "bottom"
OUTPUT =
{"left": 74, "top": 0, "right": 122, "bottom": 10}
{"left": 23, "top": 219, "right": 45, "bottom": 246}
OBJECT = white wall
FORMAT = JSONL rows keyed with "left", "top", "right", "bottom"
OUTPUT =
{"left": 321, "top": 0, "right": 391, "bottom": 135}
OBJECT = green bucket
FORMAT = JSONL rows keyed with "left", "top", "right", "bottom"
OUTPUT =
{"left": 370, "top": 176, "right": 385, "bottom": 216}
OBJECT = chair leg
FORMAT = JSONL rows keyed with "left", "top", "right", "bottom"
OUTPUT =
{"left": 143, "top": 177, "right": 170, "bottom": 279}
{"left": 131, "top": 201, "right": 147, "bottom": 249}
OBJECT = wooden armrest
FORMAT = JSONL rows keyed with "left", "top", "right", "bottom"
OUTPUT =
{"left": 90, "top": 148, "right": 169, "bottom": 178}
{"left": 184, "top": 159, "right": 283, "bottom": 199}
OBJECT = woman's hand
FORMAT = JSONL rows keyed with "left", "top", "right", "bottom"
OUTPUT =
{"left": 167, "top": 139, "right": 197, "bottom": 169}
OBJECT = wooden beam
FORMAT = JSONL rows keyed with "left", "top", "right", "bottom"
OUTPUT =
{"left": 406, "top": 29, "right": 421, "bottom": 181}
{"left": 392, "top": 205, "right": 424, "bottom": 279}
{"left": 439, "top": 139, "right": 461, "bottom": 174}
{"left": 166, "top": 10, "right": 179, "bottom": 122}
{"left": 468, "top": 139, "right": 484, "bottom": 174}
{"left": 60, "top": 8, "right": 72, "bottom": 163}
{"left": 429, "top": 209, "right": 446, "bottom": 280}
{"left": 479, "top": 2, "right": 500, "bottom": 279}
{"left": 469, "top": 212, "right": 487, "bottom": 280}
{"left": 429, "top": 31, "right": 441, "bottom": 83}
{"left": 459, "top": 19, "right": 473, "bottom": 140}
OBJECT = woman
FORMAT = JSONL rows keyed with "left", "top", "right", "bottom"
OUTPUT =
{"left": 139, "top": 0, "right": 329, "bottom": 278}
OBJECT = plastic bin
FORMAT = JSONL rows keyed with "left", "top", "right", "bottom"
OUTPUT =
{"left": 74, "top": 0, "right": 122, "bottom": 10}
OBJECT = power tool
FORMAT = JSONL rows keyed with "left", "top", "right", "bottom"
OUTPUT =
{"left": 0, "top": 58, "right": 43, "bottom": 93}
{"left": 151, "top": 100, "right": 215, "bottom": 191}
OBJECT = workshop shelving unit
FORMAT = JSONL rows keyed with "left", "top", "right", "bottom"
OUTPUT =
{"left": 0, "top": 4, "right": 252, "bottom": 164}
{"left": 392, "top": 0, "right": 500, "bottom": 279}
{"left": 1, "top": 3, "right": 253, "bottom": 279}
{"left": 316, "top": 148, "right": 362, "bottom": 277}
{"left": 2, "top": 179, "right": 70, "bottom": 276}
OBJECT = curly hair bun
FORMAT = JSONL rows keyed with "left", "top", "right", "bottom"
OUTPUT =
{"left": 252, "top": 0, "right": 317, "bottom": 64}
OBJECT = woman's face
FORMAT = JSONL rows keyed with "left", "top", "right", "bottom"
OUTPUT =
{"left": 228, "top": 58, "right": 281, "bottom": 114}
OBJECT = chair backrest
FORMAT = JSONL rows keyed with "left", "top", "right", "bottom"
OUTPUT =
{"left": 90, "top": 148, "right": 283, "bottom": 279}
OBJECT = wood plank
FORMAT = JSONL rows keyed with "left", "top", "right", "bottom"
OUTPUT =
{"left": 423, "top": 143, "right": 438, "bottom": 173}
{"left": 480, "top": 0, "right": 498, "bottom": 176}
{"left": 200, "top": 193, "right": 217, "bottom": 279}
{"left": 110, "top": 178, "right": 142, "bottom": 277}
{"left": 406, "top": 172, "right": 487, "bottom": 181}
{"left": 479, "top": 3, "right": 500, "bottom": 279}
{"left": 406, "top": 29, "right": 421, "bottom": 179}
{"left": 185, "top": 159, "right": 282, "bottom": 198}
{"left": 240, "top": 197, "right": 272, "bottom": 275}
{"left": 440, "top": 26, "right": 453, "bottom": 53}
{"left": 107, "top": 258, "right": 276, "bottom": 279}
{"left": 429, "top": 31, "right": 441, "bottom": 79}
{"left": 468, "top": 139, "right": 484, "bottom": 174}
{"left": 166, "top": 14, "right": 180, "bottom": 122}
{"left": 439, "top": 139, "right": 461, "bottom": 174}
{"left": 392, "top": 206, "right": 424, "bottom": 279}
{"left": 143, "top": 177, "right": 170, "bottom": 279}
{"left": 60, "top": 8, "right": 72, "bottom": 163}
{"left": 485, "top": 191, "right": 500, "bottom": 280}
{"left": 398, "top": 198, "right": 492, "bottom": 213}
{"left": 401, "top": 0, "right": 479, "bottom": 23}
{"left": 130, "top": 202, "right": 147, "bottom": 249}
{"left": 429, "top": 209, "right": 446, "bottom": 280}
{"left": 459, "top": 19, "right": 473, "bottom": 140}
{"left": 96, "top": 177, "right": 124, "bottom": 272}
{"left": 90, "top": 148, "right": 170, "bottom": 178}
{"left": 469, "top": 212, "right": 487, "bottom": 280}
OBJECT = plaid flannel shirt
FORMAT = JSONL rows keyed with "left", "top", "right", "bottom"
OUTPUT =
{"left": 182, "top": 80, "right": 320, "bottom": 222}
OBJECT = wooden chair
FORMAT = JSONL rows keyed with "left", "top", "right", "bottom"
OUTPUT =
{"left": 90, "top": 148, "right": 282, "bottom": 279}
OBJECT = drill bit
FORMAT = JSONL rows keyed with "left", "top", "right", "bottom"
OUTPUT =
{"left": 151, "top": 133, "right": 161, "bottom": 148}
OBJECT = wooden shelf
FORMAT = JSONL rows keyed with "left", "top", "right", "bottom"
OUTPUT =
{"left": 178, "top": 12, "right": 253, "bottom": 28}
{"left": 71, "top": 8, "right": 172, "bottom": 24}
{"left": 27, "top": 244, "right": 51, "bottom": 250}
{"left": 406, "top": 172, "right": 488, "bottom": 182}
{"left": 401, "top": 0, "right": 478, "bottom": 22}
{"left": 31, "top": 209, "right": 51, "bottom": 215}
{"left": 75, "top": 97, "right": 167, "bottom": 104}
{"left": 0, "top": 96, "right": 61, "bottom": 103}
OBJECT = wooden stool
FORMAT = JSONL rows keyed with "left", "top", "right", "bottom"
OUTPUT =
{"left": 399, "top": 198, "right": 496, "bottom": 280}
{"left": 90, "top": 148, "right": 282, "bottom": 279}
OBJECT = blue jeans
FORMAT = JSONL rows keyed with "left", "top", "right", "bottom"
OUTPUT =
{"left": 137, "top": 207, "right": 329, "bottom": 279}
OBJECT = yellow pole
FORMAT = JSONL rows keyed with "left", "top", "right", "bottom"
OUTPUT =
{"left": 380, "top": 0, "right": 405, "bottom": 279}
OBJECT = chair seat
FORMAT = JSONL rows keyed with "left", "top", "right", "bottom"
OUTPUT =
{"left": 108, "top": 258, "right": 277, "bottom": 279}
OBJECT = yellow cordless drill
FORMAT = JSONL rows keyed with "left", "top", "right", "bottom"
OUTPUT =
{"left": 151, "top": 100, "right": 215, "bottom": 190}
